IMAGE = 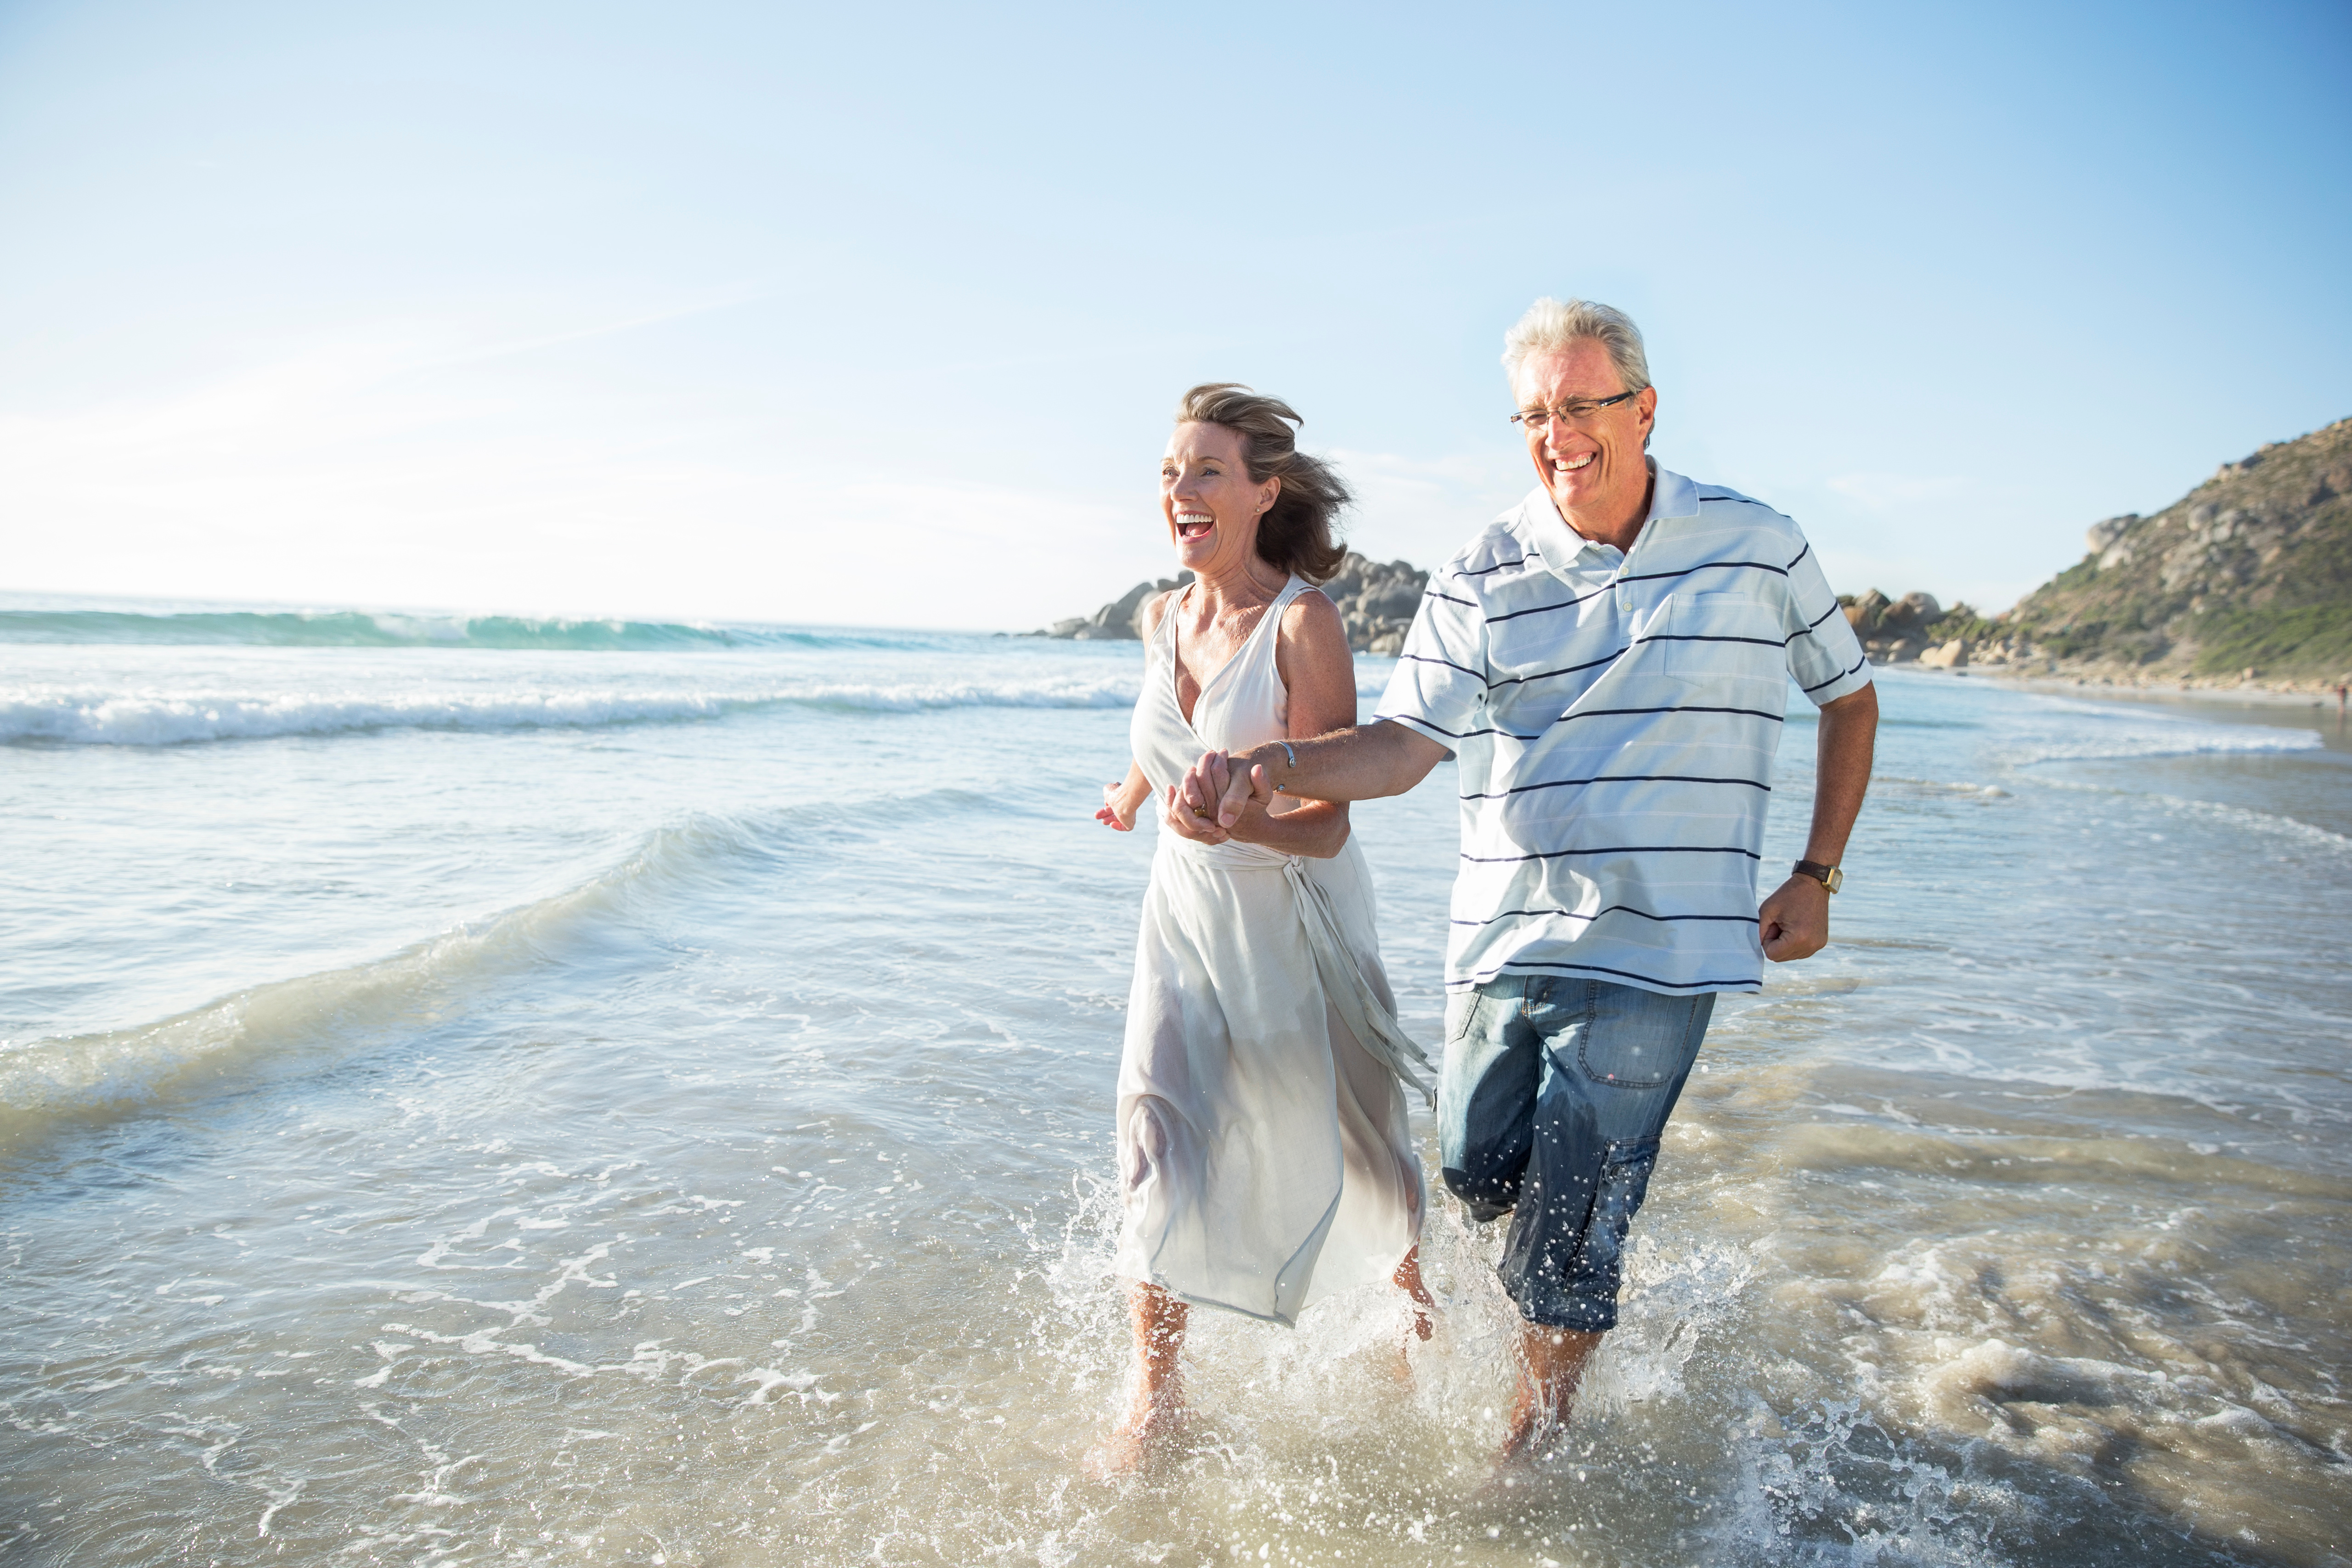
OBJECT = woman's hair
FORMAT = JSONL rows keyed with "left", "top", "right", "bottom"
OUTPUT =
{"left": 1174, "top": 383, "right": 1351, "bottom": 582}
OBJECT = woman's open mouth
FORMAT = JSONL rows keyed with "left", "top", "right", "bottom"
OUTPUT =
{"left": 1176, "top": 511, "right": 1215, "bottom": 540}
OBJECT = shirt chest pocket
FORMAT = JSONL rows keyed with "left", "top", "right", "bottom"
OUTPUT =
{"left": 1662, "top": 591, "right": 1788, "bottom": 681}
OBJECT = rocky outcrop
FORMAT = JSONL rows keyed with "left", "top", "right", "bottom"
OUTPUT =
{"left": 1841, "top": 590, "right": 1946, "bottom": 664}
{"left": 1319, "top": 553, "right": 1430, "bottom": 654}
{"left": 1031, "top": 552, "right": 1431, "bottom": 654}
{"left": 1037, "top": 575, "right": 1193, "bottom": 641}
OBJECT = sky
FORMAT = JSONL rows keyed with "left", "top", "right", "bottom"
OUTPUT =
{"left": 1, "top": 0, "right": 2347, "bottom": 632}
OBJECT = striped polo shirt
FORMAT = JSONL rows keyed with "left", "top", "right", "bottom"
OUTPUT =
{"left": 1374, "top": 462, "right": 1871, "bottom": 996}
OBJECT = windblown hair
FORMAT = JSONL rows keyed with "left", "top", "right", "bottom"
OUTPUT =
{"left": 1500, "top": 297, "right": 1652, "bottom": 394}
{"left": 1174, "top": 383, "right": 1351, "bottom": 582}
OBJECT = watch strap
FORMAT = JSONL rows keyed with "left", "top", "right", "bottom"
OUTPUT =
{"left": 1794, "top": 859, "right": 1843, "bottom": 893}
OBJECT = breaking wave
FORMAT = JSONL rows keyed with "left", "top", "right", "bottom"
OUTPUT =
{"left": 0, "top": 675, "right": 1145, "bottom": 745}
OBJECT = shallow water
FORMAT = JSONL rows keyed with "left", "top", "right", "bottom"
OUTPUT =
{"left": 3, "top": 611, "right": 2347, "bottom": 1566}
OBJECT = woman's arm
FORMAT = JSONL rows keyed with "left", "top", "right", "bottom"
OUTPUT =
{"left": 1097, "top": 761, "right": 1151, "bottom": 831}
{"left": 1096, "top": 591, "right": 1181, "bottom": 833}
{"left": 1214, "top": 588, "right": 1355, "bottom": 858}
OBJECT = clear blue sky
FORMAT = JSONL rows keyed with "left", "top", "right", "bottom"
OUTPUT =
{"left": 2, "top": 0, "right": 2346, "bottom": 630}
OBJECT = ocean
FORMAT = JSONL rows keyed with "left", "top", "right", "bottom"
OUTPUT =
{"left": 3, "top": 600, "right": 2347, "bottom": 1567}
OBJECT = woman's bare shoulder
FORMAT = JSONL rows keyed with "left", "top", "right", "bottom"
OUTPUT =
{"left": 1138, "top": 587, "right": 1183, "bottom": 638}
{"left": 1277, "top": 585, "right": 1353, "bottom": 664}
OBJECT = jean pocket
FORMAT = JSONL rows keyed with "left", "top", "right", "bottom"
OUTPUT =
{"left": 1576, "top": 993, "right": 1699, "bottom": 1089}
{"left": 1446, "top": 990, "right": 1486, "bottom": 1047}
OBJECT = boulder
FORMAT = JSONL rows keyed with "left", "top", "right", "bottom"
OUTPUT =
{"left": 1843, "top": 590, "right": 1889, "bottom": 635}
{"left": 1888, "top": 592, "right": 1943, "bottom": 632}
{"left": 1919, "top": 638, "right": 1968, "bottom": 669}
{"left": 2085, "top": 515, "right": 2138, "bottom": 554}
{"left": 1318, "top": 551, "right": 1429, "bottom": 652}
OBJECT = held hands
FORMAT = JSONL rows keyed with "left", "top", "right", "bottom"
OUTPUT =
{"left": 1758, "top": 875, "right": 1830, "bottom": 963}
{"left": 1162, "top": 750, "right": 1274, "bottom": 846}
{"left": 1179, "top": 749, "right": 1274, "bottom": 833}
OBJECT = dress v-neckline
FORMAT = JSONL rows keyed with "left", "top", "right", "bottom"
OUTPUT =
{"left": 1171, "top": 578, "right": 1292, "bottom": 734}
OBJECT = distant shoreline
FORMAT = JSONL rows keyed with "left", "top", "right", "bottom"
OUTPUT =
{"left": 1907, "top": 664, "right": 2346, "bottom": 710}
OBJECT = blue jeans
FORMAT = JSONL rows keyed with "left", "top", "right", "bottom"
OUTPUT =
{"left": 1439, "top": 976, "right": 1715, "bottom": 1331}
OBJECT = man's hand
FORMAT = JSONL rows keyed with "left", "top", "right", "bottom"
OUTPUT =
{"left": 1759, "top": 875, "right": 1831, "bottom": 963}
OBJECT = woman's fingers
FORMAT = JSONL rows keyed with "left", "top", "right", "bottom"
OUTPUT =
{"left": 1178, "top": 751, "right": 1225, "bottom": 818}
{"left": 1162, "top": 782, "right": 1226, "bottom": 844}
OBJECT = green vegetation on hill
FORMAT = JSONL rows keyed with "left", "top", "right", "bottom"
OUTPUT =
{"left": 1997, "top": 416, "right": 2352, "bottom": 682}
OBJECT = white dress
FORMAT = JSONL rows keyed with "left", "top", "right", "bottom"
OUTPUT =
{"left": 1113, "top": 576, "right": 1429, "bottom": 1325}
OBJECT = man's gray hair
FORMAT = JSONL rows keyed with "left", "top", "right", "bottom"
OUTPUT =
{"left": 1501, "top": 297, "right": 1651, "bottom": 393}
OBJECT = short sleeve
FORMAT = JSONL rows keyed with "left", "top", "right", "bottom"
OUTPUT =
{"left": 1373, "top": 571, "right": 1487, "bottom": 751}
{"left": 1781, "top": 533, "right": 1873, "bottom": 706}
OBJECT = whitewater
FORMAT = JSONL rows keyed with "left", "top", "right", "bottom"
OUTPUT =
{"left": 3, "top": 600, "right": 2348, "bottom": 1566}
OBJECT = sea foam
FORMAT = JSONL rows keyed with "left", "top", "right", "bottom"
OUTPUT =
{"left": 0, "top": 675, "right": 1145, "bottom": 745}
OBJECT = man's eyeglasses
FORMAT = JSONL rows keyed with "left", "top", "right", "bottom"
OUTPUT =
{"left": 1510, "top": 388, "right": 1641, "bottom": 432}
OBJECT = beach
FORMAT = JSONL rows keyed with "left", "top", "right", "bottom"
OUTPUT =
{"left": 3, "top": 605, "right": 2347, "bottom": 1566}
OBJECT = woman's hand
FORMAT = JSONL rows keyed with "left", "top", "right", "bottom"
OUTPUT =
{"left": 1095, "top": 763, "right": 1151, "bottom": 831}
{"left": 1160, "top": 784, "right": 1233, "bottom": 846}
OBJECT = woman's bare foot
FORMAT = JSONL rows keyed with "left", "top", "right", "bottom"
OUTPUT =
{"left": 1393, "top": 1247, "right": 1438, "bottom": 1343}
{"left": 1388, "top": 1247, "right": 1440, "bottom": 1384}
{"left": 1087, "top": 1281, "right": 1189, "bottom": 1481}
{"left": 1084, "top": 1378, "right": 1186, "bottom": 1479}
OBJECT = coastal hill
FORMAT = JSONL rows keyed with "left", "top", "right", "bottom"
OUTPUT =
{"left": 1972, "top": 416, "right": 2352, "bottom": 684}
{"left": 1033, "top": 418, "right": 2352, "bottom": 690}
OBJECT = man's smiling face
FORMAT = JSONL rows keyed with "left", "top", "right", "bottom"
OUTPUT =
{"left": 1512, "top": 339, "right": 1658, "bottom": 539}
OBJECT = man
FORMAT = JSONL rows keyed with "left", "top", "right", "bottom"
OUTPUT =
{"left": 1170, "top": 297, "right": 1878, "bottom": 1455}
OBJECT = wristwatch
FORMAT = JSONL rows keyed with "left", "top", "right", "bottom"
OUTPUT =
{"left": 1793, "top": 859, "right": 1843, "bottom": 894}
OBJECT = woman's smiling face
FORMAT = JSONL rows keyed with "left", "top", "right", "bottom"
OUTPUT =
{"left": 1162, "top": 421, "right": 1280, "bottom": 578}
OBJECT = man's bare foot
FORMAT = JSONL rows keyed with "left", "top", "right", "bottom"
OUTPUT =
{"left": 1497, "top": 1324, "right": 1602, "bottom": 1466}
{"left": 1497, "top": 1376, "right": 1557, "bottom": 1462}
{"left": 1083, "top": 1382, "right": 1185, "bottom": 1480}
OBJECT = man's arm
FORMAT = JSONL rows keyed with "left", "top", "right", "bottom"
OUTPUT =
{"left": 1177, "top": 721, "right": 1451, "bottom": 835}
{"left": 1759, "top": 681, "right": 1878, "bottom": 962}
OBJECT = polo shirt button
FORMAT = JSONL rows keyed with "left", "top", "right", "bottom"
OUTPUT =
{"left": 1617, "top": 598, "right": 1632, "bottom": 610}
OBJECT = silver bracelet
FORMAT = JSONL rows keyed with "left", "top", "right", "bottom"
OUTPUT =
{"left": 1274, "top": 740, "right": 1297, "bottom": 791}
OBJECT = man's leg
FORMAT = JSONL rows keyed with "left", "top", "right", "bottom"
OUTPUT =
{"left": 1493, "top": 978, "right": 1715, "bottom": 1453}
{"left": 1438, "top": 978, "right": 1540, "bottom": 1223}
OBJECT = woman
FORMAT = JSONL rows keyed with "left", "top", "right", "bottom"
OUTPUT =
{"left": 1088, "top": 383, "right": 1434, "bottom": 1476}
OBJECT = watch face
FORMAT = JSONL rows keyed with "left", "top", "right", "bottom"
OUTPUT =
{"left": 1824, "top": 867, "right": 1843, "bottom": 894}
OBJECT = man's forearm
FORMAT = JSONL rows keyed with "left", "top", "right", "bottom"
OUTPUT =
{"left": 1235, "top": 720, "right": 1444, "bottom": 805}
{"left": 1805, "top": 685, "right": 1878, "bottom": 864}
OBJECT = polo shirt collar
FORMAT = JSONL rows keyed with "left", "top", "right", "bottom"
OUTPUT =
{"left": 1522, "top": 459, "right": 1700, "bottom": 583}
